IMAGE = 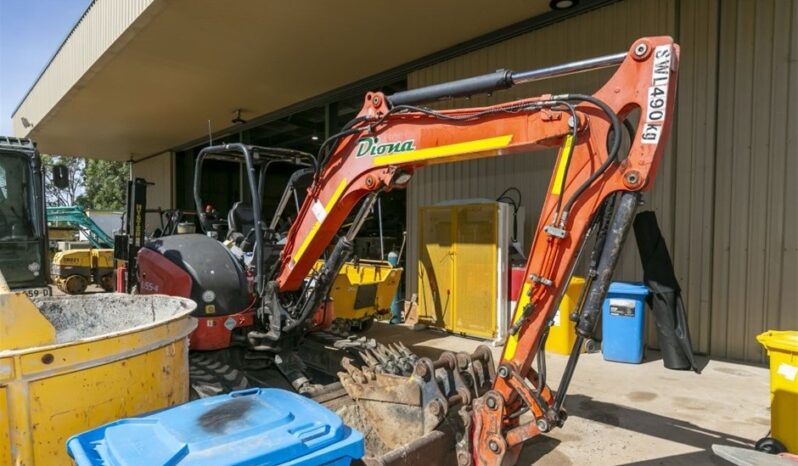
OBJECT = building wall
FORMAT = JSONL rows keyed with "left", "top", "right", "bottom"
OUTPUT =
{"left": 708, "top": 0, "right": 798, "bottom": 361}
{"left": 405, "top": 0, "right": 797, "bottom": 362}
{"left": 131, "top": 151, "right": 173, "bottom": 234}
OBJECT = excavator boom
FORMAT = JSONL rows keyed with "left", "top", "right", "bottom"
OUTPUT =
{"left": 277, "top": 37, "right": 677, "bottom": 294}
{"left": 272, "top": 36, "right": 678, "bottom": 465}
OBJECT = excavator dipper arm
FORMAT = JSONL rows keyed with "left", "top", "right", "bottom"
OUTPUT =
{"left": 275, "top": 36, "right": 678, "bottom": 465}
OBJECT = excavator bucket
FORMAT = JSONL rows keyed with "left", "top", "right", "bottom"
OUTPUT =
{"left": 0, "top": 271, "right": 56, "bottom": 351}
{"left": 337, "top": 346, "right": 496, "bottom": 461}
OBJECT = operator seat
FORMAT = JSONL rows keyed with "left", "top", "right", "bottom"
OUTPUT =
{"left": 226, "top": 201, "right": 255, "bottom": 245}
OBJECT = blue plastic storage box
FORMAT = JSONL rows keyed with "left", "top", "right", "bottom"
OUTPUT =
{"left": 67, "top": 388, "right": 364, "bottom": 466}
{"left": 601, "top": 281, "right": 649, "bottom": 364}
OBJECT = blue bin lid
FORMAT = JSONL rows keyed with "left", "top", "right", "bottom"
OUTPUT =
{"left": 608, "top": 281, "right": 649, "bottom": 296}
{"left": 67, "top": 388, "right": 364, "bottom": 466}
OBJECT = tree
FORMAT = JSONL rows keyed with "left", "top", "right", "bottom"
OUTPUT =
{"left": 41, "top": 155, "right": 128, "bottom": 210}
{"left": 79, "top": 159, "right": 128, "bottom": 210}
{"left": 40, "top": 154, "right": 85, "bottom": 206}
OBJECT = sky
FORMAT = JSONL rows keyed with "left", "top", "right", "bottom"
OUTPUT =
{"left": 0, "top": 0, "right": 92, "bottom": 135}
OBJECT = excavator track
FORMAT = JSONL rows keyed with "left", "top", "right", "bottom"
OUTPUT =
{"left": 188, "top": 351, "right": 251, "bottom": 399}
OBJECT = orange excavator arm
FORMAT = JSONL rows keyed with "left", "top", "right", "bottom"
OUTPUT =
{"left": 269, "top": 36, "right": 678, "bottom": 465}
{"left": 277, "top": 36, "right": 678, "bottom": 295}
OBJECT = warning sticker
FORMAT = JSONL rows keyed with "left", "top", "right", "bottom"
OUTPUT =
{"left": 311, "top": 200, "right": 327, "bottom": 222}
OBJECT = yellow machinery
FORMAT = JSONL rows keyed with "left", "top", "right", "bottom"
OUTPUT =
{"left": 51, "top": 248, "right": 115, "bottom": 293}
{"left": 0, "top": 272, "right": 196, "bottom": 465}
{"left": 314, "top": 259, "right": 402, "bottom": 332}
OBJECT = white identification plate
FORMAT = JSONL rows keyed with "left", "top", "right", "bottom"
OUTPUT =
{"left": 641, "top": 45, "right": 672, "bottom": 145}
{"left": 311, "top": 200, "right": 327, "bottom": 222}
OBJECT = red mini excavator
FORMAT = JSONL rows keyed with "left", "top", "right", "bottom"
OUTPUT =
{"left": 144, "top": 35, "right": 679, "bottom": 464}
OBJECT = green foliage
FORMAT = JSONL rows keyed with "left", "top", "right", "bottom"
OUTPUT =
{"left": 41, "top": 155, "right": 127, "bottom": 210}
{"left": 80, "top": 159, "right": 127, "bottom": 210}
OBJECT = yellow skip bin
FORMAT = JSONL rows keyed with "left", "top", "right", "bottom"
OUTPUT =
{"left": 315, "top": 259, "right": 402, "bottom": 323}
{"left": 0, "top": 293, "right": 196, "bottom": 465}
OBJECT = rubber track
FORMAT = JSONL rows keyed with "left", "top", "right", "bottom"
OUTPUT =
{"left": 189, "top": 352, "right": 250, "bottom": 399}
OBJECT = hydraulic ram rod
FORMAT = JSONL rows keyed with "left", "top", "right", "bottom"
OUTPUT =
{"left": 386, "top": 52, "right": 627, "bottom": 107}
{"left": 510, "top": 52, "right": 627, "bottom": 85}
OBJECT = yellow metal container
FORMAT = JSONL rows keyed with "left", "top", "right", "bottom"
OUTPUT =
{"left": 756, "top": 330, "right": 798, "bottom": 453}
{"left": 0, "top": 294, "right": 196, "bottom": 465}
{"left": 418, "top": 202, "right": 510, "bottom": 340}
{"left": 316, "top": 259, "right": 402, "bottom": 322}
{"left": 545, "top": 276, "right": 586, "bottom": 355}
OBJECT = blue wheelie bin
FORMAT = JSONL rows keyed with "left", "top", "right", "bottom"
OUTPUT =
{"left": 602, "top": 281, "right": 649, "bottom": 364}
{"left": 67, "top": 388, "right": 364, "bottom": 466}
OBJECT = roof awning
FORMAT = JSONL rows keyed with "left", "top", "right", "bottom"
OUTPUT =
{"left": 13, "top": 0, "right": 550, "bottom": 161}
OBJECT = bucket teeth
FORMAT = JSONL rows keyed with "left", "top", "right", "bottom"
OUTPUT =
{"left": 359, "top": 350, "right": 380, "bottom": 369}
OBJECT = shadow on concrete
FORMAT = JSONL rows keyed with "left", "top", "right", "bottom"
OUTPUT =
{"left": 566, "top": 394, "right": 752, "bottom": 465}
{"left": 516, "top": 435, "right": 565, "bottom": 465}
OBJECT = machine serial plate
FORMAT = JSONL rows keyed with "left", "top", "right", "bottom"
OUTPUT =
{"left": 19, "top": 287, "right": 52, "bottom": 298}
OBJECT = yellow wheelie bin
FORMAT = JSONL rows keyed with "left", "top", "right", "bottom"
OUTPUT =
{"left": 545, "top": 276, "right": 586, "bottom": 355}
{"left": 756, "top": 330, "right": 798, "bottom": 453}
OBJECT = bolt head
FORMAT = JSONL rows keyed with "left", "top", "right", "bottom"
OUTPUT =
{"left": 498, "top": 365, "right": 510, "bottom": 378}
{"left": 536, "top": 418, "right": 549, "bottom": 432}
{"left": 457, "top": 452, "right": 470, "bottom": 466}
{"left": 567, "top": 115, "right": 576, "bottom": 128}
{"left": 486, "top": 396, "right": 497, "bottom": 410}
{"left": 488, "top": 440, "right": 499, "bottom": 453}
{"left": 624, "top": 170, "right": 641, "bottom": 187}
{"left": 634, "top": 43, "right": 648, "bottom": 57}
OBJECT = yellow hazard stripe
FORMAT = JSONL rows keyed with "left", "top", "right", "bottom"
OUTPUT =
{"left": 292, "top": 178, "right": 348, "bottom": 263}
{"left": 551, "top": 134, "right": 574, "bottom": 195}
{"left": 503, "top": 282, "right": 533, "bottom": 360}
{"left": 373, "top": 135, "right": 513, "bottom": 166}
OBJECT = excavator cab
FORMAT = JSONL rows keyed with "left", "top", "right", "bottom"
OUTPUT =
{"left": 192, "top": 144, "right": 316, "bottom": 275}
{"left": 0, "top": 137, "right": 49, "bottom": 295}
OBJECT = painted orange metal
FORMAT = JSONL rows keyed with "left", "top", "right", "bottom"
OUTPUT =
{"left": 275, "top": 36, "right": 679, "bottom": 464}
{"left": 479, "top": 37, "right": 680, "bottom": 465}
{"left": 277, "top": 96, "right": 574, "bottom": 290}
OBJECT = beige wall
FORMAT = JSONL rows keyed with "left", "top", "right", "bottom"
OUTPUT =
{"left": 131, "top": 151, "right": 173, "bottom": 235}
{"left": 405, "top": 0, "right": 797, "bottom": 362}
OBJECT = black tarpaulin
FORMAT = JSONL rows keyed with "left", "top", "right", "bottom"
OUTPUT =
{"left": 633, "top": 211, "right": 700, "bottom": 373}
